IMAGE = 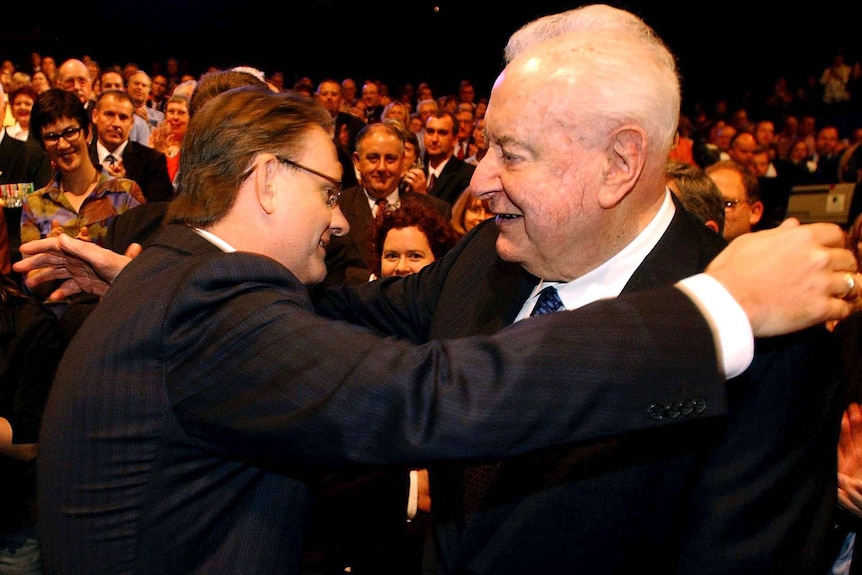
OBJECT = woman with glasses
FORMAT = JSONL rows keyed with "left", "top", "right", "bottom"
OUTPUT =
{"left": 20, "top": 89, "right": 145, "bottom": 252}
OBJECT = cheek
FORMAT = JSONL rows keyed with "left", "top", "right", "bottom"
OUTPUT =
{"left": 380, "top": 261, "right": 396, "bottom": 277}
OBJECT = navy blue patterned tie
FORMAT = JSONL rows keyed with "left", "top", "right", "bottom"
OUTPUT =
{"left": 530, "top": 286, "right": 564, "bottom": 316}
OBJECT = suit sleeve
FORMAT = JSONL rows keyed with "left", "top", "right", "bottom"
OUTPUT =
{"left": 164, "top": 251, "right": 727, "bottom": 469}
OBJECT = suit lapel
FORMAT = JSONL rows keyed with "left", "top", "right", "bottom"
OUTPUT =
{"left": 623, "top": 198, "right": 726, "bottom": 294}
{"left": 343, "top": 186, "right": 376, "bottom": 266}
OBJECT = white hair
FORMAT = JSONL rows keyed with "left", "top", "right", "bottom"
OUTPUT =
{"left": 231, "top": 66, "right": 267, "bottom": 84}
{"left": 503, "top": 4, "right": 680, "bottom": 157}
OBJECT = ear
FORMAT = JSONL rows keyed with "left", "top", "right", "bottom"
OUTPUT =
{"left": 749, "top": 200, "right": 764, "bottom": 226}
{"left": 352, "top": 150, "right": 361, "bottom": 171}
{"left": 704, "top": 220, "right": 721, "bottom": 234}
{"left": 598, "top": 127, "right": 646, "bottom": 209}
{"left": 255, "top": 157, "right": 279, "bottom": 215}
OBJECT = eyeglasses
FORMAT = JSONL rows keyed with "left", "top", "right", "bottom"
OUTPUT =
{"left": 61, "top": 77, "right": 89, "bottom": 88}
{"left": 723, "top": 199, "right": 748, "bottom": 210}
{"left": 42, "top": 126, "right": 83, "bottom": 146}
{"left": 276, "top": 156, "right": 342, "bottom": 208}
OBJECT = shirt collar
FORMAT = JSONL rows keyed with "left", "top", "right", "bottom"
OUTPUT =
{"left": 516, "top": 189, "right": 676, "bottom": 320}
{"left": 194, "top": 227, "right": 236, "bottom": 252}
{"left": 365, "top": 188, "right": 400, "bottom": 211}
{"left": 97, "top": 140, "right": 129, "bottom": 164}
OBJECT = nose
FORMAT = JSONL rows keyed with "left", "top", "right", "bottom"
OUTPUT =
{"left": 394, "top": 257, "right": 411, "bottom": 276}
{"left": 469, "top": 153, "right": 499, "bottom": 201}
{"left": 330, "top": 205, "right": 350, "bottom": 237}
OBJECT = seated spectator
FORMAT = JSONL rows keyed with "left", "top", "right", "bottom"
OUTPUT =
{"left": 464, "top": 117, "right": 488, "bottom": 166}
{"left": 148, "top": 94, "right": 190, "bottom": 184}
{"left": 6, "top": 85, "right": 38, "bottom": 142}
{"left": 396, "top": 126, "right": 427, "bottom": 195}
{"left": 88, "top": 90, "right": 175, "bottom": 203}
{"left": 381, "top": 100, "right": 410, "bottom": 128}
{"left": 810, "top": 125, "right": 844, "bottom": 184}
{"left": 450, "top": 188, "right": 492, "bottom": 237}
{"left": 371, "top": 197, "right": 460, "bottom": 279}
{"left": 706, "top": 159, "right": 763, "bottom": 242}
{"left": 21, "top": 89, "right": 144, "bottom": 250}
{"left": 30, "top": 71, "right": 51, "bottom": 95}
{"left": 775, "top": 139, "right": 817, "bottom": 186}
{"left": 666, "top": 159, "right": 725, "bottom": 235}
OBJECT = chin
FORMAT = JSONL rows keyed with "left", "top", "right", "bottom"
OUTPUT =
{"left": 494, "top": 237, "right": 521, "bottom": 264}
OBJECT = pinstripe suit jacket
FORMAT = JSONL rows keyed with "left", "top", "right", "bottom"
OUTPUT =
{"left": 39, "top": 223, "right": 725, "bottom": 574}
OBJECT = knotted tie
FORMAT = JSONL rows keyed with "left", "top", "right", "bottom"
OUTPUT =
{"left": 427, "top": 173, "right": 436, "bottom": 192}
{"left": 463, "top": 285, "right": 564, "bottom": 521}
{"left": 104, "top": 154, "right": 117, "bottom": 167}
{"left": 375, "top": 198, "right": 388, "bottom": 217}
{"left": 530, "top": 286, "right": 564, "bottom": 316}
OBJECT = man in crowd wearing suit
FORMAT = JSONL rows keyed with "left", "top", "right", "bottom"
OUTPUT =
{"left": 88, "top": 90, "right": 174, "bottom": 203}
{"left": 31, "top": 85, "right": 851, "bottom": 575}
{"left": 423, "top": 110, "right": 475, "bottom": 205}
{"left": 314, "top": 5, "right": 850, "bottom": 573}
{"left": 323, "top": 121, "right": 451, "bottom": 287}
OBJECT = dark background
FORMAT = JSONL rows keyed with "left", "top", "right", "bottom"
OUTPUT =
{"left": 2, "top": 1, "right": 858, "bottom": 115}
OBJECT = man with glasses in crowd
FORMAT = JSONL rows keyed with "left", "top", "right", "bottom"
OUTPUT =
{"left": 55, "top": 59, "right": 94, "bottom": 112}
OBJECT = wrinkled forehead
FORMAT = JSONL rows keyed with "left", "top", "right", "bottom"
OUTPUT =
{"left": 487, "top": 51, "right": 581, "bottom": 128}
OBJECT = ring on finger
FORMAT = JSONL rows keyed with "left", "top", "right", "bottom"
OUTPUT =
{"left": 843, "top": 272, "right": 857, "bottom": 299}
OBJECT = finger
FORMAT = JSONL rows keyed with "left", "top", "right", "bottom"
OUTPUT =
{"left": 48, "top": 279, "right": 84, "bottom": 302}
{"left": 125, "top": 243, "right": 144, "bottom": 259}
{"left": 17, "top": 236, "right": 62, "bottom": 257}
{"left": 23, "top": 266, "right": 70, "bottom": 289}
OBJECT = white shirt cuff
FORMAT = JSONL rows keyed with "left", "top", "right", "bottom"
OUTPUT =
{"left": 675, "top": 273, "right": 754, "bottom": 379}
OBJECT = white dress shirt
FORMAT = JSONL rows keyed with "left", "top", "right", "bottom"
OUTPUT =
{"left": 97, "top": 140, "right": 129, "bottom": 167}
{"left": 516, "top": 190, "right": 752, "bottom": 379}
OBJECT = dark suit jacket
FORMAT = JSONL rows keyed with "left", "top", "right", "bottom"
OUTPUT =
{"left": 0, "top": 131, "right": 52, "bottom": 188}
{"left": 323, "top": 186, "right": 452, "bottom": 287}
{"left": 316, "top": 202, "right": 841, "bottom": 574}
{"left": 426, "top": 157, "right": 476, "bottom": 205}
{"left": 1, "top": 131, "right": 53, "bottom": 268}
{"left": 89, "top": 139, "right": 174, "bottom": 202}
{"left": 40, "top": 223, "right": 729, "bottom": 574}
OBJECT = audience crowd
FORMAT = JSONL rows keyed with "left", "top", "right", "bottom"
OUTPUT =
{"left": 2, "top": 25, "right": 862, "bottom": 575}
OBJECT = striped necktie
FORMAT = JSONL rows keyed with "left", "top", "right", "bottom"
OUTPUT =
{"left": 375, "top": 198, "right": 388, "bottom": 217}
{"left": 530, "top": 286, "right": 564, "bottom": 316}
